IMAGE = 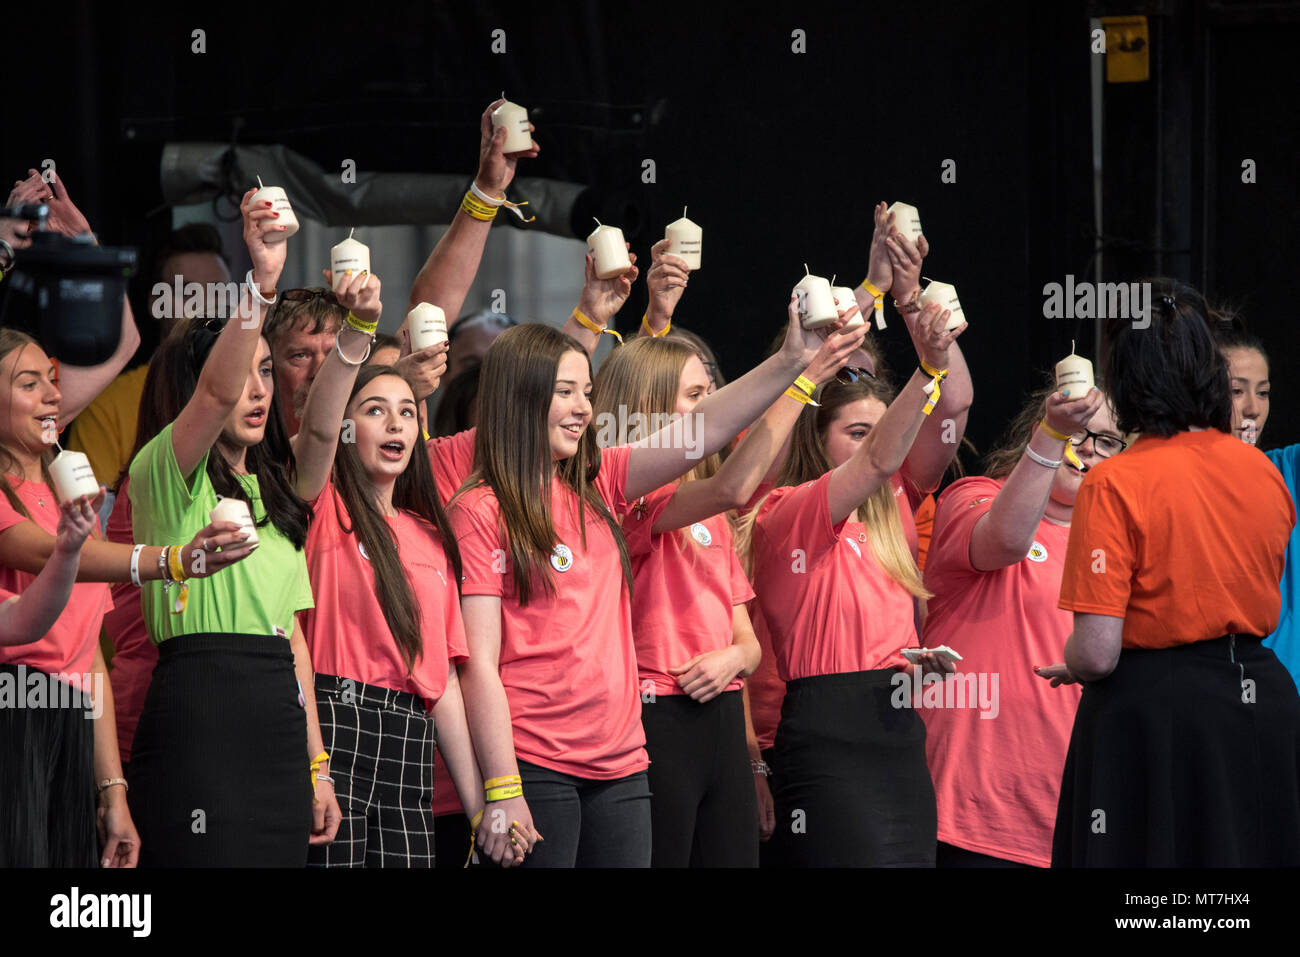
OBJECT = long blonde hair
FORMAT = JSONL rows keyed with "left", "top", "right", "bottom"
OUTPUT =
{"left": 0, "top": 330, "right": 57, "bottom": 518}
{"left": 736, "top": 377, "right": 929, "bottom": 599}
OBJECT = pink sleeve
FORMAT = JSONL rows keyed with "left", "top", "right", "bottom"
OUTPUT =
{"left": 755, "top": 471, "right": 848, "bottom": 567}
{"left": 924, "top": 477, "right": 1001, "bottom": 582}
{"left": 443, "top": 549, "right": 470, "bottom": 664}
{"left": 428, "top": 428, "right": 477, "bottom": 506}
{"left": 0, "top": 491, "right": 28, "bottom": 536}
{"left": 727, "top": 546, "right": 756, "bottom": 605}
{"left": 897, "top": 461, "right": 927, "bottom": 513}
{"left": 447, "top": 491, "right": 505, "bottom": 598}
{"left": 619, "top": 483, "right": 677, "bottom": 558}
{"left": 593, "top": 445, "right": 634, "bottom": 515}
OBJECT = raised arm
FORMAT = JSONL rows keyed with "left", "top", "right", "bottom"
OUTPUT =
{"left": 852, "top": 201, "right": 896, "bottom": 324}
{"left": 636, "top": 238, "right": 689, "bottom": 339}
{"left": 623, "top": 299, "right": 843, "bottom": 502}
{"left": 170, "top": 189, "right": 285, "bottom": 478}
{"left": 650, "top": 306, "right": 866, "bottom": 533}
{"left": 292, "top": 270, "right": 384, "bottom": 502}
{"left": 562, "top": 248, "right": 639, "bottom": 356}
{"left": 407, "top": 98, "right": 539, "bottom": 319}
{"left": 969, "top": 389, "right": 1103, "bottom": 570}
{"left": 825, "top": 301, "right": 964, "bottom": 524}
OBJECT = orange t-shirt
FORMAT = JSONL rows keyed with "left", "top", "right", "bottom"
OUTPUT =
{"left": 447, "top": 445, "right": 647, "bottom": 779}
{"left": 622, "top": 484, "right": 755, "bottom": 696}
{"left": 1059, "top": 430, "right": 1294, "bottom": 648}
{"left": 921, "top": 476, "right": 1080, "bottom": 867}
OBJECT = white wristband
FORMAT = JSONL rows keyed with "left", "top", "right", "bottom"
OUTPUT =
{"left": 335, "top": 336, "right": 372, "bottom": 367}
{"left": 1024, "top": 446, "right": 1063, "bottom": 470}
{"left": 469, "top": 181, "right": 505, "bottom": 207}
{"left": 129, "top": 544, "right": 146, "bottom": 588}
{"left": 245, "top": 269, "right": 277, "bottom": 306}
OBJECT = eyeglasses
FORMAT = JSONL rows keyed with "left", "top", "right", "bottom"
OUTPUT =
{"left": 1070, "top": 428, "right": 1127, "bottom": 458}
{"left": 835, "top": 365, "right": 876, "bottom": 385}
{"left": 280, "top": 288, "right": 341, "bottom": 307}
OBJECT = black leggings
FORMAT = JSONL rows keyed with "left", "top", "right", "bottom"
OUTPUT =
{"left": 642, "top": 690, "right": 758, "bottom": 867}
{"left": 515, "top": 760, "right": 651, "bottom": 867}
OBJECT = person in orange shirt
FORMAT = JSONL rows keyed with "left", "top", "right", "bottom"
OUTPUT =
{"left": 1041, "top": 280, "right": 1300, "bottom": 866}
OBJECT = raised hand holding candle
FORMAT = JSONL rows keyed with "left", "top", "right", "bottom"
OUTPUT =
{"left": 831, "top": 279, "right": 866, "bottom": 330}
{"left": 406, "top": 303, "right": 448, "bottom": 351}
{"left": 210, "top": 496, "right": 260, "bottom": 548}
{"left": 664, "top": 207, "right": 702, "bottom": 270}
{"left": 887, "top": 202, "right": 922, "bottom": 243}
{"left": 330, "top": 229, "right": 370, "bottom": 292}
{"left": 249, "top": 176, "right": 299, "bottom": 243}
{"left": 587, "top": 220, "right": 633, "bottom": 280}
{"left": 1055, "top": 341, "right": 1094, "bottom": 399}
{"left": 918, "top": 280, "right": 965, "bottom": 331}
{"left": 491, "top": 94, "right": 533, "bottom": 154}
{"left": 48, "top": 449, "right": 99, "bottom": 504}
{"left": 793, "top": 266, "right": 839, "bottom": 330}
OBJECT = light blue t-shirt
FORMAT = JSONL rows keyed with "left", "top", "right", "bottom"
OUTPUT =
{"left": 1265, "top": 444, "right": 1300, "bottom": 692}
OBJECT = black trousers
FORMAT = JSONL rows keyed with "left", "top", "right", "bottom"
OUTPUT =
{"left": 514, "top": 760, "right": 651, "bottom": 867}
{"left": 1053, "top": 634, "right": 1300, "bottom": 867}
{"left": 0, "top": 665, "right": 97, "bottom": 867}
{"left": 308, "top": 673, "right": 436, "bottom": 868}
{"left": 642, "top": 689, "right": 758, "bottom": 867}
{"left": 129, "top": 634, "right": 312, "bottom": 867}
{"left": 769, "top": 670, "right": 937, "bottom": 867}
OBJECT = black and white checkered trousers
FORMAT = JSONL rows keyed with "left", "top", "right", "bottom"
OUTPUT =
{"left": 307, "top": 673, "right": 438, "bottom": 868}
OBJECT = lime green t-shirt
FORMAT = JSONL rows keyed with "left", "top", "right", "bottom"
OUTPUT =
{"left": 128, "top": 422, "right": 314, "bottom": 644}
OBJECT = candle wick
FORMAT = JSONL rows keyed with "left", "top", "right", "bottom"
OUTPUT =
{"left": 831, "top": 274, "right": 837, "bottom": 286}
{"left": 804, "top": 263, "right": 809, "bottom": 276}
{"left": 349, "top": 227, "right": 355, "bottom": 240}
{"left": 683, "top": 206, "right": 687, "bottom": 218}
{"left": 256, "top": 175, "right": 264, "bottom": 189}
{"left": 1071, "top": 339, "right": 1076, "bottom": 355}
{"left": 594, "top": 218, "right": 602, "bottom": 227}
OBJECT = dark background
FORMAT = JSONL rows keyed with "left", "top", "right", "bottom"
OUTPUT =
{"left": 4, "top": 0, "right": 1298, "bottom": 459}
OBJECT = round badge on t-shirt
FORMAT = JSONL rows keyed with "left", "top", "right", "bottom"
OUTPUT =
{"left": 1026, "top": 541, "right": 1048, "bottom": 563}
{"left": 358, "top": 542, "right": 370, "bottom": 562}
{"left": 846, "top": 538, "right": 863, "bottom": 558}
{"left": 690, "top": 523, "right": 712, "bottom": 546}
{"left": 551, "top": 543, "right": 574, "bottom": 572}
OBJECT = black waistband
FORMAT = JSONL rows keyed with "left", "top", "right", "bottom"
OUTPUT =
{"left": 156, "top": 633, "right": 295, "bottom": 660}
{"left": 784, "top": 669, "right": 899, "bottom": 694}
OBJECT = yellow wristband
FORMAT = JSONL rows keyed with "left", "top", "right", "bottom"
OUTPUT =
{"left": 572, "top": 308, "right": 624, "bottom": 344}
{"left": 794, "top": 374, "right": 818, "bottom": 396}
{"left": 460, "top": 191, "right": 500, "bottom": 222}
{"left": 784, "top": 386, "right": 816, "bottom": 407}
{"left": 485, "top": 784, "right": 524, "bottom": 803}
{"left": 919, "top": 358, "right": 949, "bottom": 380}
{"left": 641, "top": 313, "right": 671, "bottom": 338}
{"left": 862, "top": 279, "right": 885, "bottom": 301}
{"left": 168, "top": 545, "right": 188, "bottom": 582}
{"left": 345, "top": 311, "right": 378, "bottom": 336}
{"left": 919, "top": 362, "right": 948, "bottom": 417}
{"left": 1039, "top": 419, "right": 1072, "bottom": 442}
{"left": 483, "top": 774, "right": 522, "bottom": 790}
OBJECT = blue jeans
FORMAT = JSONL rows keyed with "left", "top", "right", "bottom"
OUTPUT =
{"left": 516, "top": 760, "right": 651, "bottom": 867}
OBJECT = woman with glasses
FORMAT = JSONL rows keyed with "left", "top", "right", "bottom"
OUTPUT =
{"left": 125, "top": 190, "right": 342, "bottom": 865}
{"left": 919, "top": 375, "right": 1121, "bottom": 868}
{"left": 1040, "top": 281, "right": 1300, "bottom": 866}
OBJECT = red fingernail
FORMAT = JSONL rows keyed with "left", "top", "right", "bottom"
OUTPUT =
{"left": 265, "top": 201, "right": 273, "bottom": 207}
{"left": 273, "top": 212, "right": 280, "bottom": 217}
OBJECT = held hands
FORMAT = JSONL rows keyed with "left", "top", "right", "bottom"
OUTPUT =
{"left": 645, "top": 238, "right": 691, "bottom": 324}
{"left": 578, "top": 248, "right": 639, "bottom": 326}
{"left": 182, "top": 520, "right": 257, "bottom": 576}
{"left": 865, "top": 201, "right": 895, "bottom": 295}
{"left": 323, "top": 269, "right": 382, "bottom": 327}
{"left": 476, "top": 98, "right": 540, "bottom": 199}
{"left": 309, "top": 778, "right": 342, "bottom": 845}
{"left": 667, "top": 647, "right": 746, "bottom": 703}
{"left": 240, "top": 188, "right": 288, "bottom": 292}
{"left": 54, "top": 492, "right": 103, "bottom": 555}
{"left": 476, "top": 795, "right": 541, "bottom": 868}
{"left": 886, "top": 225, "right": 929, "bottom": 308}
{"left": 1042, "top": 388, "right": 1104, "bottom": 439}
{"left": 911, "top": 300, "right": 965, "bottom": 372}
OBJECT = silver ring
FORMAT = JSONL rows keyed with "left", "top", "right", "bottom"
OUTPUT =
{"left": 201, "top": 538, "right": 210, "bottom": 551}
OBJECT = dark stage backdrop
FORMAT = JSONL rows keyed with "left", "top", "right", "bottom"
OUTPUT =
{"left": 4, "top": 0, "right": 1298, "bottom": 461}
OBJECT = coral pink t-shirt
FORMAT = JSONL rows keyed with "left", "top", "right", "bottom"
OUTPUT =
{"left": 622, "top": 484, "right": 755, "bottom": 696}
{"left": 300, "top": 482, "right": 468, "bottom": 704}
{"left": 102, "top": 482, "right": 156, "bottom": 762}
{"left": 751, "top": 470, "right": 918, "bottom": 681}
{"left": 428, "top": 429, "right": 477, "bottom": 505}
{"left": 745, "top": 602, "right": 785, "bottom": 751}
{"left": 920, "top": 476, "right": 1080, "bottom": 867}
{"left": 448, "top": 445, "right": 647, "bottom": 779}
{"left": 0, "top": 478, "right": 111, "bottom": 689}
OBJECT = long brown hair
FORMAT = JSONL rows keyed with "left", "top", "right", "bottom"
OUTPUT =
{"left": 0, "top": 330, "right": 56, "bottom": 517}
{"left": 736, "top": 377, "right": 929, "bottom": 598}
{"left": 332, "top": 365, "right": 462, "bottom": 673}
{"left": 453, "top": 323, "right": 632, "bottom": 605}
{"left": 983, "top": 376, "right": 1059, "bottom": 480}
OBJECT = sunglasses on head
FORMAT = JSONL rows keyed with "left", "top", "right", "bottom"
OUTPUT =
{"left": 835, "top": 364, "right": 876, "bottom": 384}
{"left": 280, "top": 288, "right": 342, "bottom": 307}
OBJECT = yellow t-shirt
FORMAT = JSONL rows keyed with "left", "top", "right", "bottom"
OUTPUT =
{"left": 67, "top": 363, "right": 150, "bottom": 488}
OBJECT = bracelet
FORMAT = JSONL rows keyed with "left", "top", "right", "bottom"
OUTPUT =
{"left": 784, "top": 386, "right": 817, "bottom": 407}
{"left": 862, "top": 279, "right": 885, "bottom": 301}
{"left": 1038, "top": 419, "right": 1071, "bottom": 442}
{"left": 245, "top": 269, "right": 277, "bottom": 306}
{"left": 793, "top": 374, "right": 818, "bottom": 396}
{"left": 465, "top": 182, "right": 535, "bottom": 223}
{"left": 485, "top": 784, "right": 524, "bottom": 803}
{"left": 641, "top": 313, "right": 671, "bottom": 338}
{"left": 158, "top": 545, "right": 173, "bottom": 584}
{"left": 0, "top": 238, "right": 14, "bottom": 269}
{"left": 751, "top": 760, "right": 771, "bottom": 778}
{"left": 572, "top": 307, "right": 624, "bottom": 344}
{"left": 469, "top": 809, "right": 484, "bottom": 833}
{"left": 334, "top": 335, "right": 372, "bottom": 367}
{"left": 310, "top": 750, "right": 330, "bottom": 768}
{"left": 344, "top": 311, "right": 378, "bottom": 336}
{"left": 894, "top": 289, "right": 921, "bottom": 314}
{"left": 314, "top": 773, "right": 335, "bottom": 787}
{"left": 1024, "top": 446, "right": 1063, "bottom": 470}
{"left": 460, "top": 190, "right": 501, "bottom": 222}
{"left": 469, "top": 182, "right": 505, "bottom": 207}
{"left": 167, "top": 544, "right": 188, "bottom": 582}
{"left": 129, "top": 544, "right": 146, "bottom": 588}
{"left": 483, "top": 774, "right": 522, "bottom": 790}
{"left": 919, "top": 360, "right": 949, "bottom": 416}
{"left": 96, "top": 777, "right": 128, "bottom": 793}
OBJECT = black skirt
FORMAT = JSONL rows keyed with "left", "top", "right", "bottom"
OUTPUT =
{"left": 0, "top": 665, "right": 97, "bottom": 867}
{"left": 1053, "top": 634, "right": 1300, "bottom": 867}
{"left": 768, "top": 670, "right": 936, "bottom": 867}
{"left": 128, "top": 634, "right": 313, "bottom": 867}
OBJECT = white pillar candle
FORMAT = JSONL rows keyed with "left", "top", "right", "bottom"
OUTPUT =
{"left": 48, "top": 450, "right": 99, "bottom": 503}
{"left": 919, "top": 280, "right": 966, "bottom": 331}
{"left": 491, "top": 96, "right": 533, "bottom": 154}
{"left": 406, "top": 303, "right": 448, "bottom": 351}
{"left": 664, "top": 207, "right": 702, "bottom": 270}
{"left": 887, "top": 202, "right": 922, "bottom": 243}
{"left": 831, "top": 285, "right": 866, "bottom": 329}
{"left": 587, "top": 220, "right": 633, "bottom": 280}
{"left": 1055, "top": 342, "right": 1095, "bottom": 399}
{"left": 248, "top": 177, "right": 300, "bottom": 243}
{"left": 210, "top": 496, "right": 260, "bottom": 547}
{"left": 793, "top": 268, "right": 839, "bottom": 330}
{"left": 330, "top": 229, "right": 370, "bottom": 291}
